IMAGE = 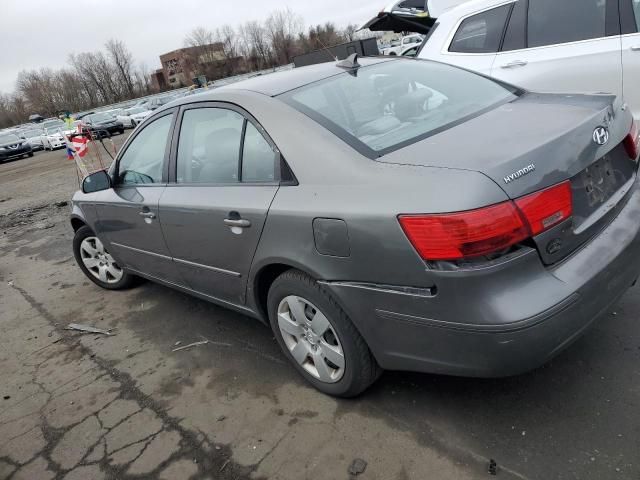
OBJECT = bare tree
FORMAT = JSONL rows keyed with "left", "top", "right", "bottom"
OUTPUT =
{"left": 240, "top": 21, "right": 272, "bottom": 70}
{"left": 184, "top": 26, "right": 215, "bottom": 47}
{"left": 105, "top": 39, "right": 136, "bottom": 98}
{"left": 266, "top": 8, "right": 304, "bottom": 65}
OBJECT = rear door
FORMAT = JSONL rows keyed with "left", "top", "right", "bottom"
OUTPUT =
{"left": 492, "top": 0, "right": 623, "bottom": 97}
{"left": 93, "top": 110, "right": 182, "bottom": 283}
{"left": 159, "top": 103, "right": 280, "bottom": 306}
{"left": 621, "top": 0, "right": 640, "bottom": 118}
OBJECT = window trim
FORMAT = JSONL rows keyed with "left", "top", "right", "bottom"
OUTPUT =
{"left": 620, "top": 0, "right": 639, "bottom": 34}
{"left": 112, "top": 108, "right": 177, "bottom": 188}
{"left": 168, "top": 101, "right": 284, "bottom": 186}
{"left": 443, "top": 1, "right": 516, "bottom": 56}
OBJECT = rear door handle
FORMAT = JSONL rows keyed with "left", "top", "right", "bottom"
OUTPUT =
{"left": 224, "top": 218, "right": 251, "bottom": 228}
{"left": 139, "top": 211, "right": 156, "bottom": 219}
{"left": 500, "top": 60, "right": 528, "bottom": 69}
{"left": 631, "top": 45, "right": 640, "bottom": 51}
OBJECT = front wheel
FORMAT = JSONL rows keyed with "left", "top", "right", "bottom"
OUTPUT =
{"left": 268, "top": 270, "right": 381, "bottom": 397}
{"left": 73, "top": 226, "right": 137, "bottom": 290}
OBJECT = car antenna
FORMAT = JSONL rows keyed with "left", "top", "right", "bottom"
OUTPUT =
{"left": 336, "top": 53, "right": 360, "bottom": 69}
{"left": 315, "top": 37, "right": 339, "bottom": 62}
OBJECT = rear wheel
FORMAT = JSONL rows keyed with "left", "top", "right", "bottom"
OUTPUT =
{"left": 28, "top": 152, "right": 33, "bottom": 157}
{"left": 268, "top": 270, "right": 381, "bottom": 397}
{"left": 73, "top": 226, "right": 136, "bottom": 290}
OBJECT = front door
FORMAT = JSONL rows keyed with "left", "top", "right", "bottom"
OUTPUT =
{"left": 621, "top": 0, "right": 640, "bottom": 119}
{"left": 159, "top": 105, "right": 280, "bottom": 305}
{"left": 94, "top": 111, "right": 181, "bottom": 283}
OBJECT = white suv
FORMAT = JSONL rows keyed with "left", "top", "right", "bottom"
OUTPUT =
{"left": 364, "top": 0, "right": 640, "bottom": 118}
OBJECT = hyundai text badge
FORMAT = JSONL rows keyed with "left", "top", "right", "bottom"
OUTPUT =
{"left": 503, "top": 164, "right": 536, "bottom": 184}
{"left": 593, "top": 126, "right": 609, "bottom": 146}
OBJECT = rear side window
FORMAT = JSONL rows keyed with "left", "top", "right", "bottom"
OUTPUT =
{"left": 176, "top": 107, "right": 277, "bottom": 184}
{"left": 527, "top": 0, "right": 606, "bottom": 48}
{"left": 449, "top": 5, "right": 511, "bottom": 53}
{"left": 177, "top": 108, "right": 244, "bottom": 184}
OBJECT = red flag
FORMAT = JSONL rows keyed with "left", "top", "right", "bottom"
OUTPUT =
{"left": 72, "top": 136, "right": 89, "bottom": 158}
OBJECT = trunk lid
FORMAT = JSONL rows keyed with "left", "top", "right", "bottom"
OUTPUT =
{"left": 379, "top": 93, "right": 638, "bottom": 264}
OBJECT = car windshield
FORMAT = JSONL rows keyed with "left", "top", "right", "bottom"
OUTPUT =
{"left": 280, "top": 59, "right": 519, "bottom": 156}
{"left": 88, "top": 113, "right": 113, "bottom": 122}
{"left": 127, "top": 107, "right": 145, "bottom": 114}
{"left": 0, "top": 134, "right": 20, "bottom": 143}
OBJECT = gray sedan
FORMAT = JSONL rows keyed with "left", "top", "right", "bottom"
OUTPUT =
{"left": 70, "top": 56, "right": 640, "bottom": 397}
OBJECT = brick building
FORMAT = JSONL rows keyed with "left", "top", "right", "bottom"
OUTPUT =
{"left": 152, "top": 43, "right": 227, "bottom": 90}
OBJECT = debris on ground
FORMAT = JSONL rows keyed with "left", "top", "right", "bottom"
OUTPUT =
{"left": 65, "top": 323, "right": 113, "bottom": 335}
{"left": 220, "top": 460, "right": 230, "bottom": 472}
{"left": 54, "top": 201, "right": 68, "bottom": 208}
{"left": 3, "top": 395, "right": 10, "bottom": 400}
{"left": 174, "top": 341, "right": 182, "bottom": 346}
{"left": 488, "top": 459, "right": 498, "bottom": 476}
{"left": 348, "top": 458, "right": 367, "bottom": 476}
{"left": 217, "top": 415, "right": 227, "bottom": 422}
{"left": 172, "top": 340, "right": 209, "bottom": 352}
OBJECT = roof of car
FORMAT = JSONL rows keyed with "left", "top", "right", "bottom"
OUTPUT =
{"left": 204, "top": 56, "right": 397, "bottom": 98}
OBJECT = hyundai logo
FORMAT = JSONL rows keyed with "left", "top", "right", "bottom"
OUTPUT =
{"left": 593, "top": 127, "right": 609, "bottom": 146}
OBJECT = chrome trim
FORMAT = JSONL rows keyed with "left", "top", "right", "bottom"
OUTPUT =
{"left": 110, "top": 242, "right": 172, "bottom": 261}
{"left": 173, "top": 257, "right": 241, "bottom": 277}
{"left": 320, "top": 281, "right": 436, "bottom": 298}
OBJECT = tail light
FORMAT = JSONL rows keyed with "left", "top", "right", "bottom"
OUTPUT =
{"left": 624, "top": 119, "right": 639, "bottom": 161}
{"left": 399, "top": 181, "right": 572, "bottom": 261}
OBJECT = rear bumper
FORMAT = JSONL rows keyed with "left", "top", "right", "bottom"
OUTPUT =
{"left": 324, "top": 183, "right": 640, "bottom": 377}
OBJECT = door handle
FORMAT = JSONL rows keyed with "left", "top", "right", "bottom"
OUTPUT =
{"left": 139, "top": 211, "right": 156, "bottom": 219}
{"left": 500, "top": 60, "right": 528, "bottom": 69}
{"left": 631, "top": 45, "right": 640, "bottom": 51}
{"left": 224, "top": 218, "right": 251, "bottom": 228}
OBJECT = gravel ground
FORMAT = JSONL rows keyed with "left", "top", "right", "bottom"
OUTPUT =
{"left": 0, "top": 139, "right": 638, "bottom": 480}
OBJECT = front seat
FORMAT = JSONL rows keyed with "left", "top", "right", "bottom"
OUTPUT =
{"left": 197, "top": 128, "right": 241, "bottom": 183}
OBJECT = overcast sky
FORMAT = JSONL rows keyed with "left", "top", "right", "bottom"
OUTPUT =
{"left": 0, "top": 0, "right": 381, "bottom": 94}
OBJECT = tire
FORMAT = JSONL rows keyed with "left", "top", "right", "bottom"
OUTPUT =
{"left": 267, "top": 269, "right": 381, "bottom": 397}
{"left": 131, "top": 120, "right": 137, "bottom": 128}
{"left": 118, "top": 129, "right": 125, "bottom": 135}
{"left": 28, "top": 152, "right": 33, "bottom": 157}
{"left": 73, "top": 226, "right": 137, "bottom": 290}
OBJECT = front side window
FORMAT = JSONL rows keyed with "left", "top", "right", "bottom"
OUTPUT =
{"left": 527, "top": 0, "right": 606, "bottom": 48}
{"left": 449, "top": 5, "right": 511, "bottom": 53}
{"left": 634, "top": 0, "right": 640, "bottom": 30}
{"left": 281, "top": 60, "right": 518, "bottom": 156}
{"left": 177, "top": 108, "right": 244, "bottom": 184}
{"left": 117, "top": 114, "right": 172, "bottom": 185}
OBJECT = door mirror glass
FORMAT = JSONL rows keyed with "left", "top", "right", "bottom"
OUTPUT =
{"left": 82, "top": 170, "right": 112, "bottom": 193}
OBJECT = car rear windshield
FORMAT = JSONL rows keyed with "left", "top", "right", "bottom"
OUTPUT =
{"left": 280, "top": 59, "right": 520, "bottom": 157}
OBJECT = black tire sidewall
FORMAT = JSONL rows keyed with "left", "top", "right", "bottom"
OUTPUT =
{"left": 73, "top": 226, "right": 135, "bottom": 290}
{"left": 267, "top": 271, "right": 374, "bottom": 397}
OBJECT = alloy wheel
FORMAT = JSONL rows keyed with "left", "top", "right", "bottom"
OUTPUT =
{"left": 79, "top": 236, "right": 123, "bottom": 284}
{"left": 277, "top": 295, "right": 345, "bottom": 383}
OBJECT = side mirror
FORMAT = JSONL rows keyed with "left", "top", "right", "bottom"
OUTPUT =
{"left": 82, "top": 170, "right": 112, "bottom": 194}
